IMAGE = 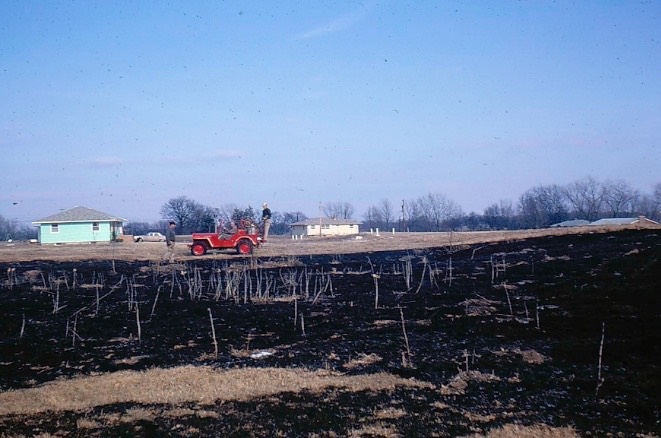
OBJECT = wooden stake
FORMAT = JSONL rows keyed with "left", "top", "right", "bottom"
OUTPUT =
{"left": 149, "top": 286, "right": 161, "bottom": 321}
{"left": 208, "top": 308, "right": 218, "bottom": 359}
{"left": 136, "top": 305, "right": 141, "bottom": 342}
{"left": 399, "top": 306, "right": 413, "bottom": 368}
{"left": 504, "top": 281, "right": 513, "bottom": 315}
{"left": 596, "top": 322, "right": 605, "bottom": 395}
{"left": 535, "top": 299, "right": 540, "bottom": 329}
{"left": 414, "top": 259, "right": 428, "bottom": 294}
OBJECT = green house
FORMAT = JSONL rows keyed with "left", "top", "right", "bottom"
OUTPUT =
{"left": 33, "top": 206, "right": 126, "bottom": 244}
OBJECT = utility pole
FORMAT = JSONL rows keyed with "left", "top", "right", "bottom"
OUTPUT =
{"left": 319, "top": 202, "right": 323, "bottom": 237}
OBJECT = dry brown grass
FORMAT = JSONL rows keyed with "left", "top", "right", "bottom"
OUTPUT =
{"left": 343, "top": 353, "right": 383, "bottom": 369}
{"left": 440, "top": 371, "right": 501, "bottom": 396}
{"left": 460, "top": 423, "right": 580, "bottom": 438}
{"left": 348, "top": 423, "right": 402, "bottom": 437}
{"left": 492, "top": 348, "right": 548, "bottom": 365}
{"left": 0, "top": 365, "right": 434, "bottom": 417}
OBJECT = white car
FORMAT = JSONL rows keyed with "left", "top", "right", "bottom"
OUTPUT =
{"left": 134, "top": 232, "right": 166, "bottom": 242}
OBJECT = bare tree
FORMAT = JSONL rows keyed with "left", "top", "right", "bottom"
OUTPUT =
{"left": 603, "top": 179, "right": 640, "bottom": 217}
{"left": 363, "top": 206, "right": 382, "bottom": 229}
{"left": 636, "top": 195, "right": 657, "bottom": 220}
{"left": 272, "top": 211, "right": 307, "bottom": 235}
{"left": 403, "top": 198, "right": 424, "bottom": 231}
{"left": 160, "top": 196, "right": 195, "bottom": 233}
{"left": 637, "top": 183, "right": 661, "bottom": 221}
{"left": 545, "top": 185, "right": 570, "bottom": 222}
{"left": 160, "top": 196, "right": 219, "bottom": 233}
{"left": 418, "top": 193, "right": 462, "bottom": 231}
{"left": 483, "top": 199, "right": 515, "bottom": 230}
{"left": 518, "top": 191, "right": 544, "bottom": 229}
{"left": 216, "top": 203, "right": 239, "bottom": 224}
{"left": 282, "top": 211, "right": 307, "bottom": 224}
{"left": 564, "top": 176, "right": 605, "bottom": 221}
{"left": 653, "top": 183, "right": 661, "bottom": 220}
{"left": 323, "top": 201, "right": 354, "bottom": 219}
{"left": 518, "top": 185, "right": 569, "bottom": 228}
{"left": 379, "top": 199, "right": 395, "bottom": 230}
{"left": 0, "top": 215, "right": 36, "bottom": 241}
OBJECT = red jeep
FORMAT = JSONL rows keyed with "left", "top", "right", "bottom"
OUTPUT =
{"left": 189, "top": 219, "right": 261, "bottom": 256}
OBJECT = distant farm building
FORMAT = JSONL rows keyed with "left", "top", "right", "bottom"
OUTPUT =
{"left": 549, "top": 216, "right": 659, "bottom": 229}
{"left": 550, "top": 219, "right": 591, "bottom": 228}
{"left": 290, "top": 218, "right": 361, "bottom": 237}
{"left": 589, "top": 216, "right": 659, "bottom": 228}
{"left": 33, "top": 206, "right": 126, "bottom": 244}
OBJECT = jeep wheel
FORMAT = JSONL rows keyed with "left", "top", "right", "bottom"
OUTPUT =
{"left": 191, "top": 242, "right": 208, "bottom": 256}
{"left": 236, "top": 239, "right": 254, "bottom": 255}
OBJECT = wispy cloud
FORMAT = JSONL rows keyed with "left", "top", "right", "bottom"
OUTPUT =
{"left": 89, "top": 157, "right": 124, "bottom": 168}
{"left": 293, "top": 4, "right": 373, "bottom": 40}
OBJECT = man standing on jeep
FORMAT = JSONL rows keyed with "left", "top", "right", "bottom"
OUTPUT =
{"left": 262, "top": 202, "right": 272, "bottom": 243}
{"left": 162, "top": 221, "right": 176, "bottom": 263}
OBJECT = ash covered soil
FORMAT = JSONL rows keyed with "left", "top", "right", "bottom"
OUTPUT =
{"left": 0, "top": 229, "right": 659, "bottom": 437}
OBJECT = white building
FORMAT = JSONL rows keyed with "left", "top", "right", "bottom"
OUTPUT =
{"left": 290, "top": 218, "right": 361, "bottom": 236}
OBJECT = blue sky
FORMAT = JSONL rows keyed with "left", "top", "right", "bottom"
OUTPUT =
{"left": 1, "top": 1, "right": 659, "bottom": 223}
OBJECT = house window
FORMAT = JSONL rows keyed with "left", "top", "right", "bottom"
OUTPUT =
{"left": 92, "top": 222, "right": 100, "bottom": 231}
{"left": 51, "top": 224, "right": 59, "bottom": 233}
{"left": 310, "top": 225, "right": 316, "bottom": 229}
{"left": 322, "top": 225, "right": 330, "bottom": 229}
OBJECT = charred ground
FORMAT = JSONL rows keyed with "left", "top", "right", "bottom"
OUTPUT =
{"left": 0, "top": 229, "right": 659, "bottom": 437}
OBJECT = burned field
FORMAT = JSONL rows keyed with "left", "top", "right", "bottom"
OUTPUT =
{"left": 0, "top": 230, "right": 659, "bottom": 437}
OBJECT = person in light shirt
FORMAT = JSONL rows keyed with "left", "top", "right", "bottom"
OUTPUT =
{"left": 261, "top": 202, "right": 272, "bottom": 243}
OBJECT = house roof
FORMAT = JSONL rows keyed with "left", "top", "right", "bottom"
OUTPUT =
{"left": 33, "top": 206, "right": 127, "bottom": 224}
{"left": 589, "top": 217, "right": 659, "bottom": 226}
{"left": 290, "top": 217, "right": 362, "bottom": 226}
{"left": 550, "top": 219, "right": 591, "bottom": 228}
{"left": 590, "top": 218, "right": 638, "bottom": 226}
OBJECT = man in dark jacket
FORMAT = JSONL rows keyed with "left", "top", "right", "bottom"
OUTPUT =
{"left": 162, "top": 221, "right": 176, "bottom": 263}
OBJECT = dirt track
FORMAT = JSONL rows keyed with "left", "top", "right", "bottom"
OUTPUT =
{"left": 0, "top": 226, "right": 651, "bottom": 263}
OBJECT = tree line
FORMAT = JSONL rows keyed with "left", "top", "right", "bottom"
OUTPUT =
{"left": 364, "top": 177, "right": 660, "bottom": 231}
{"left": 0, "top": 216, "right": 36, "bottom": 241}
{"left": 5, "top": 176, "right": 655, "bottom": 240}
{"left": 125, "top": 196, "right": 309, "bottom": 236}
{"left": 123, "top": 176, "right": 660, "bottom": 236}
